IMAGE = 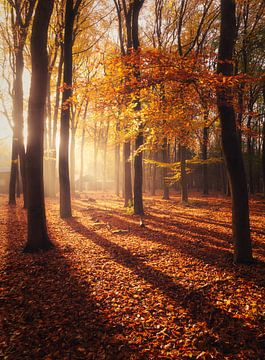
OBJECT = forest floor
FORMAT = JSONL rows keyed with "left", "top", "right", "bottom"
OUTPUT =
{"left": 0, "top": 192, "right": 265, "bottom": 360}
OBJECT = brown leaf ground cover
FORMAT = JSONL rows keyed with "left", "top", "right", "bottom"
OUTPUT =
{"left": 0, "top": 193, "right": 265, "bottom": 359}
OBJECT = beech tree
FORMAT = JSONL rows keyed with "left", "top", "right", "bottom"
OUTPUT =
{"left": 59, "top": 0, "right": 82, "bottom": 218}
{"left": 5, "top": 0, "right": 37, "bottom": 207}
{"left": 217, "top": 0, "right": 253, "bottom": 263}
{"left": 24, "top": 0, "right": 55, "bottom": 252}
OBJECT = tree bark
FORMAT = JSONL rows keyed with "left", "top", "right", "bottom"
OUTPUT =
{"left": 59, "top": 0, "right": 81, "bottom": 218}
{"left": 262, "top": 83, "right": 265, "bottom": 197}
{"left": 180, "top": 145, "right": 188, "bottom": 202}
{"left": 24, "top": 0, "right": 54, "bottom": 252}
{"left": 202, "top": 126, "right": 209, "bottom": 195}
{"left": 162, "top": 138, "right": 169, "bottom": 200}
{"left": 124, "top": 141, "right": 133, "bottom": 206}
{"left": 50, "top": 43, "right": 64, "bottom": 198}
{"left": 132, "top": 1, "right": 145, "bottom": 215}
{"left": 217, "top": 0, "right": 252, "bottom": 263}
{"left": 9, "top": 138, "right": 18, "bottom": 205}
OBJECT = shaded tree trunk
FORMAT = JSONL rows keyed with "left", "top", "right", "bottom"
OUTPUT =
{"left": 162, "top": 138, "right": 169, "bottom": 200}
{"left": 217, "top": 0, "right": 252, "bottom": 263}
{"left": 59, "top": 0, "right": 81, "bottom": 218}
{"left": 262, "top": 83, "right": 265, "bottom": 197}
{"left": 9, "top": 137, "right": 18, "bottom": 205}
{"left": 202, "top": 126, "right": 209, "bottom": 195}
{"left": 132, "top": 1, "right": 145, "bottom": 215}
{"left": 70, "top": 127, "right": 76, "bottom": 196}
{"left": 180, "top": 145, "right": 188, "bottom": 203}
{"left": 124, "top": 141, "right": 132, "bottom": 206}
{"left": 151, "top": 151, "right": 157, "bottom": 196}
{"left": 24, "top": 0, "right": 54, "bottom": 252}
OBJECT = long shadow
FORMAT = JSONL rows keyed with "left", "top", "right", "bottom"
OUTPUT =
{"left": 146, "top": 211, "right": 265, "bottom": 259}
{"left": 2, "top": 204, "right": 138, "bottom": 360}
{"left": 66, "top": 218, "right": 264, "bottom": 358}
{"left": 73, "top": 203, "right": 265, "bottom": 287}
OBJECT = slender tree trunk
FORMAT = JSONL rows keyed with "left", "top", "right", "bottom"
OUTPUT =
{"left": 180, "top": 145, "right": 188, "bottom": 202}
{"left": 50, "top": 43, "right": 64, "bottom": 198}
{"left": 79, "top": 102, "right": 88, "bottom": 193}
{"left": 124, "top": 141, "right": 132, "bottom": 206}
{"left": 217, "top": 0, "right": 252, "bottom": 263}
{"left": 134, "top": 128, "right": 144, "bottom": 214}
{"left": 132, "top": 2, "right": 145, "bottom": 215}
{"left": 59, "top": 0, "right": 76, "bottom": 218}
{"left": 162, "top": 138, "right": 169, "bottom": 199}
{"left": 115, "top": 122, "right": 120, "bottom": 196}
{"left": 262, "top": 83, "right": 265, "bottom": 197}
{"left": 202, "top": 126, "right": 209, "bottom": 195}
{"left": 24, "top": 0, "right": 54, "bottom": 252}
{"left": 70, "top": 129, "right": 76, "bottom": 196}
{"left": 247, "top": 115, "right": 254, "bottom": 194}
{"left": 93, "top": 126, "right": 98, "bottom": 191}
{"left": 102, "top": 122, "right": 109, "bottom": 191}
{"left": 80, "top": 127, "right": 85, "bottom": 192}
{"left": 151, "top": 151, "right": 157, "bottom": 196}
{"left": 14, "top": 43, "right": 27, "bottom": 208}
{"left": 16, "top": 164, "right": 20, "bottom": 198}
{"left": 9, "top": 137, "right": 18, "bottom": 205}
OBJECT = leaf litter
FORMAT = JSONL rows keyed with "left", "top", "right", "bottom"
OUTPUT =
{"left": 0, "top": 193, "right": 264, "bottom": 359}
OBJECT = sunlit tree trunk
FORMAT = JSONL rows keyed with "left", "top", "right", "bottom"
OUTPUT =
{"left": 70, "top": 128, "right": 76, "bottom": 196}
{"left": 50, "top": 43, "right": 64, "bottom": 198}
{"left": 80, "top": 127, "right": 85, "bottom": 192}
{"left": 24, "top": 0, "right": 54, "bottom": 252}
{"left": 217, "top": 0, "right": 252, "bottom": 263}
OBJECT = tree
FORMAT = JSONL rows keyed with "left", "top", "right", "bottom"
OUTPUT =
{"left": 217, "top": 0, "right": 253, "bottom": 263}
{"left": 5, "top": 0, "right": 37, "bottom": 207}
{"left": 59, "top": 0, "right": 82, "bottom": 218}
{"left": 24, "top": 0, "right": 55, "bottom": 252}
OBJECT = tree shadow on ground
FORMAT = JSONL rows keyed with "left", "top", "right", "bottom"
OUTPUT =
{"left": 75, "top": 202, "right": 265, "bottom": 287}
{"left": 66, "top": 217, "right": 264, "bottom": 359}
{"left": 1, "top": 204, "right": 138, "bottom": 360}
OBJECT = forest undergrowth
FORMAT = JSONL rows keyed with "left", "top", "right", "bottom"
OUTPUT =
{"left": 0, "top": 193, "right": 264, "bottom": 359}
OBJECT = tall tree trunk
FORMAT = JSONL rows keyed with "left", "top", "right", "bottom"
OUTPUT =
{"left": 15, "top": 48, "right": 27, "bottom": 208}
{"left": 102, "top": 122, "right": 109, "bottom": 191}
{"left": 59, "top": 0, "right": 81, "bottom": 218}
{"left": 134, "top": 128, "right": 144, "bottom": 214}
{"left": 162, "top": 138, "right": 169, "bottom": 199}
{"left": 24, "top": 0, "right": 54, "bottom": 252}
{"left": 247, "top": 115, "right": 254, "bottom": 194}
{"left": 79, "top": 101, "right": 88, "bottom": 193}
{"left": 115, "top": 122, "right": 120, "bottom": 196}
{"left": 217, "top": 0, "right": 252, "bottom": 263}
{"left": 80, "top": 127, "right": 85, "bottom": 192}
{"left": 132, "top": 1, "right": 145, "bottom": 215}
{"left": 50, "top": 43, "right": 64, "bottom": 198}
{"left": 202, "top": 126, "right": 209, "bottom": 195}
{"left": 70, "top": 128, "right": 76, "bottom": 196}
{"left": 124, "top": 141, "right": 132, "bottom": 206}
{"left": 180, "top": 145, "right": 188, "bottom": 202}
{"left": 151, "top": 151, "right": 157, "bottom": 196}
{"left": 9, "top": 137, "right": 18, "bottom": 205}
{"left": 262, "top": 83, "right": 265, "bottom": 197}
